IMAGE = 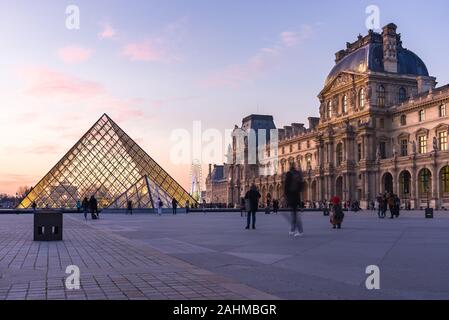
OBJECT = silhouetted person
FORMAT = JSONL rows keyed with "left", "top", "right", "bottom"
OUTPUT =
{"left": 31, "top": 202, "right": 37, "bottom": 212}
{"left": 273, "top": 199, "right": 279, "bottom": 214}
{"left": 172, "top": 198, "right": 178, "bottom": 215}
{"left": 185, "top": 200, "right": 190, "bottom": 214}
{"left": 89, "top": 195, "right": 98, "bottom": 219}
{"left": 240, "top": 198, "right": 246, "bottom": 217}
{"left": 127, "top": 200, "right": 133, "bottom": 215}
{"left": 157, "top": 198, "right": 163, "bottom": 216}
{"left": 284, "top": 165, "right": 304, "bottom": 237}
{"left": 244, "top": 184, "right": 260, "bottom": 230}
{"left": 82, "top": 197, "right": 89, "bottom": 220}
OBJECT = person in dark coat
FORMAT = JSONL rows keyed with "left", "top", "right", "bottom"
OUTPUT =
{"left": 284, "top": 165, "right": 304, "bottom": 237}
{"left": 272, "top": 199, "right": 279, "bottom": 214}
{"left": 127, "top": 200, "right": 133, "bottom": 215}
{"left": 244, "top": 184, "right": 261, "bottom": 230}
{"left": 82, "top": 197, "right": 89, "bottom": 220}
{"left": 172, "top": 198, "right": 178, "bottom": 215}
{"left": 89, "top": 195, "right": 98, "bottom": 219}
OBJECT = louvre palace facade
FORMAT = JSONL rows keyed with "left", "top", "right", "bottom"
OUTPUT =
{"left": 205, "top": 23, "right": 449, "bottom": 210}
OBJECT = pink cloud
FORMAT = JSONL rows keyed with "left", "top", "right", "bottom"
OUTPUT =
{"left": 57, "top": 45, "right": 93, "bottom": 64}
{"left": 122, "top": 39, "right": 165, "bottom": 62}
{"left": 19, "top": 66, "right": 104, "bottom": 99}
{"left": 98, "top": 23, "right": 117, "bottom": 40}
{"left": 202, "top": 26, "right": 313, "bottom": 88}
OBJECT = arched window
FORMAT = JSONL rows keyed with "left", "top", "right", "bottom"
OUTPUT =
{"left": 439, "top": 104, "right": 447, "bottom": 117}
{"left": 342, "top": 95, "right": 348, "bottom": 114}
{"left": 399, "top": 171, "right": 411, "bottom": 196}
{"left": 377, "top": 85, "right": 386, "bottom": 107}
{"left": 442, "top": 166, "right": 449, "bottom": 194}
{"left": 336, "top": 143, "right": 343, "bottom": 166}
{"left": 418, "top": 109, "right": 425, "bottom": 122}
{"left": 418, "top": 169, "right": 431, "bottom": 195}
{"left": 399, "top": 87, "right": 407, "bottom": 103}
{"left": 400, "top": 114, "right": 407, "bottom": 126}
{"left": 359, "top": 88, "right": 365, "bottom": 109}
{"left": 327, "top": 101, "right": 333, "bottom": 118}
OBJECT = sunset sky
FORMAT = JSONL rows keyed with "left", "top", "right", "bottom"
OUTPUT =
{"left": 1, "top": 0, "right": 449, "bottom": 195}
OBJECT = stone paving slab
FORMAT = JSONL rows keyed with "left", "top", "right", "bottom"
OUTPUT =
{"left": 0, "top": 215, "right": 277, "bottom": 300}
{"left": 65, "top": 210, "right": 449, "bottom": 300}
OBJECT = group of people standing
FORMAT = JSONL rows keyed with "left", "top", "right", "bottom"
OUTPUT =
{"left": 124, "top": 197, "right": 180, "bottom": 216}
{"left": 376, "top": 193, "right": 401, "bottom": 219}
{"left": 242, "top": 165, "right": 348, "bottom": 235}
{"left": 77, "top": 196, "right": 99, "bottom": 220}
{"left": 242, "top": 165, "right": 305, "bottom": 237}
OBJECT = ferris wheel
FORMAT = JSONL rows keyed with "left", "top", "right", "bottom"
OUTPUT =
{"left": 190, "top": 159, "right": 202, "bottom": 202}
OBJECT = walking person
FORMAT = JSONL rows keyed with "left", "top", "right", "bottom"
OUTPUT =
{"left": 76, "top": 200, "right": 81, "bottom": 213}
{"left": 127, "top": 200, "right": 133, "bottom": 215}
{"left": 172, "top": 198, "right": 178, "bottom": 215}
{"left": 82, "top": 197, "right": 89, "bottom": 220}
{"left": 284, "top": 165, "right": 304, "bottom": 237}
{"left": 240, "top": 198, "right": 246, "bottom": 217}
{"left": 244, "top": 184, "right": 260, "bottom": 230}
{"left": 157, "top": 198, "right": 163, "bottom": 216}
{"left": 89, "top": 195, "right": 99, "bottom": 219}
{"left": 273, "top": 199, "right": 279, "bottom": 214}
{"left": 376, "top": 194, "right": 383, "bottom": 218}
{"left": 330, "top": 196, "right": 345, "bottom": 229}
{"left": 31, "top": 201, "right": 37, "bottom": 213}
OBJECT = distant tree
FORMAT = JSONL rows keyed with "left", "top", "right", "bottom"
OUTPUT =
{"left": 16, "top": 186, "right": 32, "bottom": 199}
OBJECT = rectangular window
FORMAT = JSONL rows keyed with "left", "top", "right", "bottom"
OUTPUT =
{"left": 289, "top": 144, "right": 293, "bottom": 153}
{"left": 418, "top": 135, "right": 427, "bottom": 154}
{"left": 298, "top": 142, "right": 301, "bottom": 150}
{"left": 419, "top": 110, "right": 425, "bottom": 122}
{"left": 439, "top": 131, "right": 448, "bottom": 151}
{"left": 380, "top": 118, "right": 385, "bottom": 129}
{"left": 307, "top": 140, "right": 310, "bottom": 148}
{"left": 440, "top": 104, "right": 447, "bottom": 117}
{"left": 281, "top": 146, "right": 285, "bottom": 155}
{"left": 400, "top": 139, "right": 408, "bottom": 157}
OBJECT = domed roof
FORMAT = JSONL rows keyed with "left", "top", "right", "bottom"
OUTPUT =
{"left": 325, "top": 43, "right": 429, "bottom": 86}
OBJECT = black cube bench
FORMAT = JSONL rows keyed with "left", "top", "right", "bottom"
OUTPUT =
{"left": 34, "top": 211, "right": 63, "bottom": 241}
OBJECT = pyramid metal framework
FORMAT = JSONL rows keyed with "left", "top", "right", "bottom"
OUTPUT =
{"left": 108, "top": 175, "right": 173, "bottom": 209}
{"left": 18, "top": 114, "right": 195, "bottom": 209}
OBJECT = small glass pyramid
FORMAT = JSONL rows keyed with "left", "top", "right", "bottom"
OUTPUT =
{"left": 18, "top": 114, "right": 195, "bottom": 209}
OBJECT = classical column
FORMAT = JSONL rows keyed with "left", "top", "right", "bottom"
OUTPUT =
{"left": 432, "top": 165, "right": 439, "bottom": 208}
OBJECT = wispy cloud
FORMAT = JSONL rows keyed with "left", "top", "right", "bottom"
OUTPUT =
{"left": 19, "top": 66, "right": 104, "bottom": 99}
{"left": 122, "top": 39, "right": 166, "bottom": 62}
{"left": 202, "top": 25, "right": 313, "bottom": 88}
{"left": 121, "top": 17, "right": 188, "bottom": 63}
{"left": 98, "top": 22, "right": 117, "bottom": 40}
{"left": 57, "top": 45, "right": 94, "bottom": 64}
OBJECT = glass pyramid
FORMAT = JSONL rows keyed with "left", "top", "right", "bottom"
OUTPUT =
{"left": 108, "top": 175, "right": 173, "bottom": 209}
{"left": 18, "top": 114, "right": 195, "bottom": 209}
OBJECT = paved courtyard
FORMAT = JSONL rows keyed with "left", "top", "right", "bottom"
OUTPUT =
{"left": 1, "top": 210, "right": 449, "bottom": 299}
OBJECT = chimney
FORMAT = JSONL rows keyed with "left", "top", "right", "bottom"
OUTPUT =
{"left": 417, "top": 76, "right": 437, "bottom": 94}
{"left": 308, "top": 117, "right": 320, "bottom": 130}
{"left": 208, "top": 164, "right": 212, "bottom": 176}
{"left": 382, "top": 23, "right": 398, "bottom": 73}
